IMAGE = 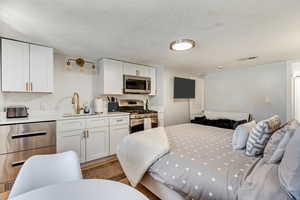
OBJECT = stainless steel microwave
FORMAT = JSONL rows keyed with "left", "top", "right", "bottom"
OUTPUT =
{"left": 123, "top": 75, "right": 151, "bottom": 94}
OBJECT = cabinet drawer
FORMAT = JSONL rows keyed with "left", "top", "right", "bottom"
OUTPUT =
{"left": 110, "top": 116, "right": 129, "bottom": 126}
{"left": 110, "top": 125, "right": 129, "bottom": 131}
{"left": 60, "top": 120, "right": 85, "bottom": 132}
{"left": 86, "top": 118, "right": 108, "bottom": 129}
{"left": 0, "top": 121, "right": 56, "bottom": 155}
{"left": 0, "top": 146, "right": 56, "bottom": 184}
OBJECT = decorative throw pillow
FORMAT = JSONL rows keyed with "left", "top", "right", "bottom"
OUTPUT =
{"left": 232, "top": 120, "right": 256, "bottom": 150}
{"left": 264, "top": 120, "right": 299, "bottom": 164}
{"left": 279, "top": 126, "right": 300, "bottom": 199}
{"left": 245, "top": 115, "right": 281, "bottom": 157}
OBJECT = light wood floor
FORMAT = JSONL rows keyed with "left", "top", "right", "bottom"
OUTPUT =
{"left": 0, "top": 156, "right": 159, "bottom": 200}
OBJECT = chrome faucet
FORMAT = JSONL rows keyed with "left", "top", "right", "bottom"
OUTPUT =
{"left": 72, "top": 92, "right": 82, "bottom": 114}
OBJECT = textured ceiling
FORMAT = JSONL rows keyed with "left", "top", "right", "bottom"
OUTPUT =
{"left": 1, "top": 0, "right": 300, "bottom": 73}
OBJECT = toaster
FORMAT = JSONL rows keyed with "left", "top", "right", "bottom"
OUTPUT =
{"left": 6, "top": 106, "right": 29, "bottom": 118}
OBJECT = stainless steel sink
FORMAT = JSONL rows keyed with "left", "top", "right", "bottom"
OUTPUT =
{"left": 62, "top": 113, "right": 98, "bottom": 118}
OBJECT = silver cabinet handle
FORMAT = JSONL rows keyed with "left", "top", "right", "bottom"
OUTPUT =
{"left": 83, "top": 130, "right": 90, "bottom": 138}
{"left": 26, "top": 82, "right": 29, "bottom": 91}
{"left": 116, "top": 119, "right": 123, "bottom": 122}
{"left": 83, "top": 130, "right": 87, "bottom": 138}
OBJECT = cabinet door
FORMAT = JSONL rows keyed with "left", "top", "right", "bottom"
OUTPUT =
{"left": 103, "top": 59, "right": 123, "bottom": 95}
{"left": 59, "top": 130, "right": 85, "bottom": 162}
{"left": 123, "top": 63, "right": 137, "bottom": 76}
{"left": 1, "top": 39, "right": 30, "bottom": 92}
{"left": 149, "top": 67, "right": 156, "bottom": 95}
{"left": 123, "top": 63, "right": 149, "bottom": 77}
{"left": 85, "top": 127, "right": 109, "bottom": 161}
{"left": 109, "top": 126, "right": 129, "bottom": 155}
{"left": 137, "top": 65, "right": 149, "bottom": 77}
{"left": 30, "top": 44, "right": 54, "bottom": 93}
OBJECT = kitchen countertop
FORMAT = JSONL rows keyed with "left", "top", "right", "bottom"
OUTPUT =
{"left": 0, "top": 112, "right": 130, "bottom": 125}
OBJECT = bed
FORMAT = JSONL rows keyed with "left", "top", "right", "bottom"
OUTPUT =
{"left": 142, "top": 123, "right": 258, "bottom": 200}
{"left": 118, "top": 123, "right": 289, "bottom": 200}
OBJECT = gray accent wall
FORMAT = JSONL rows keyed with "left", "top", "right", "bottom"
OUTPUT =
{"left": 204, "top": 62, "right": 287, "bottom": 122}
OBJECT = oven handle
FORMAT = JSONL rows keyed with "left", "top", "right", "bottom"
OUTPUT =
{"left": 131, "top": 119, "right": 144, "bottom": 126}
{"left": 147, "top": 79, "right": 151, "bottom": 91}
{"left": 11, "top": 131, "right": 47, "bottom": 139}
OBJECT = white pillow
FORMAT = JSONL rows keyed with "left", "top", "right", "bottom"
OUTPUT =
{"left": 205, "top": 111, "right": 249, "bottom": 121}
{"left": 232, "top": 120, "right": 256, "bottom": 150}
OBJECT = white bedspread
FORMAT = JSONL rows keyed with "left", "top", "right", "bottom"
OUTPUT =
{"left": 117, "top": 127, "right": 170, "bottom": 186}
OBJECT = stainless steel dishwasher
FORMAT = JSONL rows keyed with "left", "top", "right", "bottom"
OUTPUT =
{"left": 0, "top": 121, "right": 56, "bottom": 192}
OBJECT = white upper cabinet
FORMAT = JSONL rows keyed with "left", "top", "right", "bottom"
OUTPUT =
{"left": 149, "top": 67, "right": 156, "bottom": 95}
{"left": 30, "top": 44, "right": 54, "bottom": 93}
{"left": 96, "top": 58, "right": 157, "bottom": 96}
{"left": 1, "top": 39, "right": 54, "bottom": 93}
{"left": 123, "top": 63, "right": 149, "bottom": 77}
{"left": 122, "top": 63, "right": 136, "bottom": 76}
{"left": 1, "top": 39, "right": 30, "bottom": 92}
{"left": 96, "top": 59, "right": 123, "bottom": 95}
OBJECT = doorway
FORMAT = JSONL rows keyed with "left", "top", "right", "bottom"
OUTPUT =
{"left": 294, "top": 77, "right": 300, "bottom": 122}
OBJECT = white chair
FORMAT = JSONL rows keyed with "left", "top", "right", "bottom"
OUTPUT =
{"left": 9, "top": 151, "right": 82, "bottom": 199}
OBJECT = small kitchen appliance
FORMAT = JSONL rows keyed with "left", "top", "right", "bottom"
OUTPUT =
{"left": 94, "top": 97, "right": 105, "bottom": 114}
{"left": 123, "top": 75, "right": 151, "bottom": 94}
{"left": 6, "top": 106, "right": 29, "bottom": 118}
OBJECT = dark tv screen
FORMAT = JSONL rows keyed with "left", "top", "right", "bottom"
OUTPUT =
{"left": 174, "top": 77, "right": 195, "bottom": 98}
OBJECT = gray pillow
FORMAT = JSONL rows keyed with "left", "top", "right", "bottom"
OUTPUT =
{"left": 246, "top": 115, "right": 281, "bottom": 157}
{"left": 232, "top": 120, "right": 256, "bottom": 150}
{"left": 264, "top": 120, "right": 299, "bottom": 164}
{"left": 279, "top": 125, "right": 300, "bottom": 199}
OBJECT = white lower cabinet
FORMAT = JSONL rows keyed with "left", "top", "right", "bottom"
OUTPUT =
{"left": 109, "top": 116, "right": 130, "bottom": 155}
{"left": 85, "top": 127, "right": 109, "bottom": 161}
{"left": 57, "top": 115, "right": 129, "bottom": 163}
{"left": 58, "top": 130, "right": 86, "bottom": 162}
{"left": 109, "top": 125, "right": 129, "bottom": 155}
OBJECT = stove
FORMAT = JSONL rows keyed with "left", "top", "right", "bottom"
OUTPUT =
{"left": 118, "top": 99, "right": 158, "bottom": 133}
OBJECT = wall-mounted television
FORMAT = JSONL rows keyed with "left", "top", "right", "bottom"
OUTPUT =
{"left": 174, "top": 77, "right": 195, "bottom": 98}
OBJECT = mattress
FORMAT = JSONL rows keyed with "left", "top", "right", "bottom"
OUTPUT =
{"left": 148, "top": 123, "right": 259, "bottom": 200}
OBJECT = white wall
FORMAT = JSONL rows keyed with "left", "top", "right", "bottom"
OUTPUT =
{"left": 204, "top": 62, "right": 287, "bottom": 122}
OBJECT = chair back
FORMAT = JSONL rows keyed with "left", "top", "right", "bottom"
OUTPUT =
{"left": 9, "top": 151, "right": 82, "bottom": 198}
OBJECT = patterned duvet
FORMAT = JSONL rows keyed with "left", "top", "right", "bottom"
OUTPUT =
{"left": 148, "top": 123, "right": 258, "bottom": 200}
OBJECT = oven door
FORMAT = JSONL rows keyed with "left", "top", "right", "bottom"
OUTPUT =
{"left": 124, "top": 75, "right": 151, "bottom": 94}
{"left": 130, "top": 119, "right": 144, "bottom": 133}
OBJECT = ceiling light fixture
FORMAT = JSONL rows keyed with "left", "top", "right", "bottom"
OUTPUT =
{"left": 170, "top": 39, "right": 196, "bottom": 51}
{"left": 238, "top": 56, "right": 258, "bottom": 61}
